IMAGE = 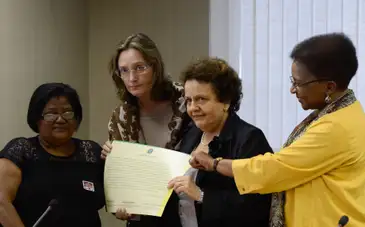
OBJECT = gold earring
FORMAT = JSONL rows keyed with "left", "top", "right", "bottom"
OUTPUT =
{"left": 223, "top": 106, "right": 228, "bottom": 112}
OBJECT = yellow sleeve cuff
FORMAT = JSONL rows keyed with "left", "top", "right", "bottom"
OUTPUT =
{"left": 232, "top": 159, "right": 250, "bottom": 195}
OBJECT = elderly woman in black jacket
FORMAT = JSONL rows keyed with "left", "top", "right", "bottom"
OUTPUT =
{"left": 168, "top": 58, "right": 272, "bottom": 227}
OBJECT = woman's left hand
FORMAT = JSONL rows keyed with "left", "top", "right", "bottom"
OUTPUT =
{"left": 167, "top": 176, "right": 201, "bottom": 201}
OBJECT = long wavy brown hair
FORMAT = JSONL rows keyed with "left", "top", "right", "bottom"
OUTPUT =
{"left": 109, "top": 33, "right": 174, "bottom": 106}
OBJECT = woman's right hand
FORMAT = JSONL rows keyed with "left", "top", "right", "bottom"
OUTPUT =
{"left": 115, "top": 208, "right": 134, "bottom": 220}
{"left": 101, "top": 140, "right": 112, "bottom": 159}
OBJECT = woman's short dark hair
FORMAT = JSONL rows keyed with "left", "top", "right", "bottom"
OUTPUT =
{"left": 109, "top": 33, "right": 174, "bottom": 105}
{"left": 290, "top": 32, "right": 358, "bottom": 90}
{"left": 27, "top": 83, "right": 83, "bottom": 133}
{"left": 181, "top": 57, "right": 243, "bottom": 112}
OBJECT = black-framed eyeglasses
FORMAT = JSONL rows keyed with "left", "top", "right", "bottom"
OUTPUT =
{"left": 42, "top": 111, "right": 75, "bottom": 122}
{"left": 290, "top": 76, "right": 330, "bottom": 89}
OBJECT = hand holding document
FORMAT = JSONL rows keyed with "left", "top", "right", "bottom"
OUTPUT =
{"left": 104, "top": 141, "right": 191, "bottom": 217}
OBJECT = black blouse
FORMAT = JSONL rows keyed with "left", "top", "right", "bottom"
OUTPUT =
{"left": 179, "top": 113, "right": 273, "bottom": 227}
{"left": 0, "top": 136, "right": 105, "bottom": 227}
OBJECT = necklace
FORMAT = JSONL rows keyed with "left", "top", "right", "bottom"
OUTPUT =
{"left": 200, "top": 132, "right": 209, "bottom": 146}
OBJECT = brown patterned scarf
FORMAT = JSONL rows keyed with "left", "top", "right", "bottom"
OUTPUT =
{"left": 269, "top": 89, "right": 357, "bottom": 227}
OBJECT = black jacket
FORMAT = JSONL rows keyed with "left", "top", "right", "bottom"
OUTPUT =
{"left": 179, "top": 113, "right": 273, "bottom": 227}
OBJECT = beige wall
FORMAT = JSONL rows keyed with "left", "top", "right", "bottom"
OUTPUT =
{"left": 0, "top": 0, "right": 89, "bottom": 146}
{"left": 1, "top": 0, "right": 209, "bottom": 226}
{"left": 88, "top": 0, "right": 209, "bottom": 225}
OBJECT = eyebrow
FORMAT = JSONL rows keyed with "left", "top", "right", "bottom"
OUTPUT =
{"left": 119, "top": 61, "right": 146, "bottom": 67}
{"left": 44, "top": 106, "right": 72, "bottom": 111}
{"left": 185, "top": 94, "right": 208, "bottom": 99}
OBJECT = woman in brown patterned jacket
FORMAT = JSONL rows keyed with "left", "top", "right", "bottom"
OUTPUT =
{"left": 101, "top": 33, "right": 190, "bottom": 227}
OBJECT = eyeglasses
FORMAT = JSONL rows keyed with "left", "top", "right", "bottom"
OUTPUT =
{"left": 290, "top": 76, "right": 329, "bottom": 89}
{"left": 42, "top": 111, "right": 75, "bottom": 122}
{"left": 117, "top": 64, "right": 150, "bottom": 79}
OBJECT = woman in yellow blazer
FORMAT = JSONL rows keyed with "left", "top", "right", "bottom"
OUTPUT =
{"left": 190, "top": 33, "right": 365, "bottom": 227}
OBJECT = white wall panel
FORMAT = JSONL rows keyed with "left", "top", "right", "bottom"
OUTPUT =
{"left": 268, "top": 0, "right": 284, "bottom": 147}
{"left": 237, "top": 0, "right": 255, "bottom": 123}
{"left": 255, "top": 0, "right": 270, "bottom": 134}
{"left": 210, "top": 0, "right": 365, "bottom": 150}
{"left": 281, "top": 0, "right": 299, "bottom": 149}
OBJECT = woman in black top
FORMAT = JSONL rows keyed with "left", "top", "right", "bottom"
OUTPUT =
{"left": 0, "top": 83, "right": 105, "bottom": 227}
{"left": 168, "top": 58, "right": 272, "bottom": 227}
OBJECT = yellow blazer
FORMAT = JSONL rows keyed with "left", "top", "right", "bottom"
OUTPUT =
{"left": 232, "top": 101, "right": 365, "bottom": 227}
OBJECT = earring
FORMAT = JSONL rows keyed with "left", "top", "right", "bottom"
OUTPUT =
{"left": 325, "top": 94, "right": 332, "bottom": 104}
{"left": 223, "top": 106, "right": 229, "bottom": 112}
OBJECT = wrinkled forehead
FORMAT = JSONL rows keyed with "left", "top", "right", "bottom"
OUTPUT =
{"left": 184, "top": 80, "right": 215, "bottom": 98}
{"left": 43, "top": 96, "right": 72, "bottom": 111}
{"left": 118, "top": 48, "right": 146, "bottom": 67}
